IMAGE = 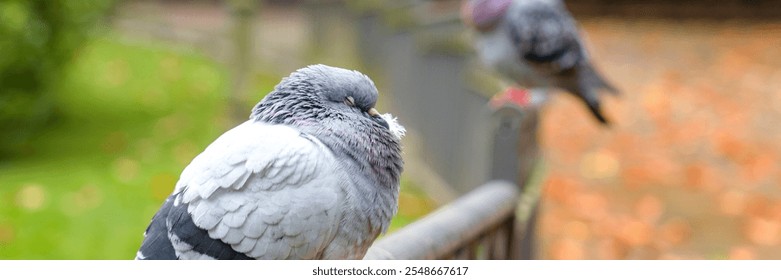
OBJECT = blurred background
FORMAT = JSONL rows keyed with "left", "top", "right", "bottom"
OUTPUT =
{"left": 1, "top": 0, "right": 780, "bottom": 260}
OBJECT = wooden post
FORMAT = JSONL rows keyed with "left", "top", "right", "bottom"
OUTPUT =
{"left": 303, "top": 0, "right": 328, "bottom": 60}
{"left": 226, "top": 0, "right": 258, "bottom": 123}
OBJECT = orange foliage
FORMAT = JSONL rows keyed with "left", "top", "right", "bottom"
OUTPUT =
{"left": 658, "top": 218, "right": 692, "bottom": 246}
{"left": 538, "top": 19, "right": 781, "bottom": 259}
{"left": 549, "top": 238, "right": 586, "bottom": 260}
{"left": 542, "top": 176, "right": 583, "bottom": 204}
{"left": 718, "top": 190, "right": 747, "bottom": 216}
{"left": 616, "top": 218, "right": 653, "bottom": 247}
{"left": 728, "top": 246, "right": 756, "bottom": 260}
{"left": 744, "top": 217, "right": 781, "bottom": 246}
{"left": 634, "top": 195, "right": 664, "bottom": 223}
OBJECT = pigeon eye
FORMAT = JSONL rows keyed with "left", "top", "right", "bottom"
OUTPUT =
{"left": 345, "top": 96, "right": 355, "bottom": 107}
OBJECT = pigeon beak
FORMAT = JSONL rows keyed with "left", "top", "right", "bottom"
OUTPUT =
{"left": 368, "top": 108, "right": 380, "bottom": 117}
{"left": 368, "top": 108, "right": 389, "bottom": 129}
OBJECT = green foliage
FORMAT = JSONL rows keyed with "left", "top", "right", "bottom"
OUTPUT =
{"left": 0, "top": 0, "right": 114, "bottom": 156}
{"left": 0, "top": 37, "right": 233, "bottom": 259}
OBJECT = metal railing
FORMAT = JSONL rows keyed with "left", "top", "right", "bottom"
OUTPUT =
{"left": 365, "top": 104, "right": 542, "bottom": 260}
{"left": 365, "top": 181, "right": 520, "bottom": 260}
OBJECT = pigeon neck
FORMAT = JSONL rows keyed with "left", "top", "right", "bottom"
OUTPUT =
{"left": 299, "top": 121, "right": 403, "bottom": 234}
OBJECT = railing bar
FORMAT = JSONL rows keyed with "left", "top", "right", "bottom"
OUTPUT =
{"left": 453, "top": 246, "right": 467, "bottom": 260}
{"left": 364, "top": 181, "right": 520, "bottom": 260}
{"left": 467, "top": 239, "right": 479, "bottom": 260}
{"left": 507, "top": 218, "right": 516, "bottom": 259}
{"left": 481, "top": 232, "right": 497, "bottom": 260}
{"left": 491, "top": 219, "right": 510, "bottom": 259}
{"left": 508, "top": 217, "right": 517, "bottom": 259}
{"left": 513, "top": 164, "right": 544, "bottom": 259}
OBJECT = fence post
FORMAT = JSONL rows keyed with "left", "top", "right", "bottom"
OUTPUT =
{"left": 490, "top": 106, "right": 523, "bottom": 182}
{"left": 489, "top": 103, "right": 540, "bottom": 259}
{"left": 226, "top": 0, "right": 258, "bottom": 123}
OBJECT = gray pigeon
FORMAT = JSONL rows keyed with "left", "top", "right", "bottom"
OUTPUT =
{"left": 135, "top": 64, "right": 406, "bottom": 260}
{"left": 461, "top": 0, "right": 618, "bottom": 124}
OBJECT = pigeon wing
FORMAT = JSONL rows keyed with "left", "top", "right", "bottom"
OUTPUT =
{"left": 507, "top": 1, "right": 583, "bottom": 74}
{"left": 168, "top": 121, "right": 345, "bottom": 259}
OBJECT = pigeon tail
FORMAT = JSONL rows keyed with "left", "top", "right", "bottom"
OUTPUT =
{"left": 570, "top": 64, "right": 616, "bottom": 126}
{"left": 582, "top": 63, "right": 620, "bottom": 96}
{"left": 584, "top": 97, "right": 609, "bottom": 126}
{"left": 571, "top": 87, "right": 610, "bottom": 126}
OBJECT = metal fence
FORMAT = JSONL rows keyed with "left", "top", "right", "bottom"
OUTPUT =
{"left": 337, "top": 0, "right": 544, "bottom": 259}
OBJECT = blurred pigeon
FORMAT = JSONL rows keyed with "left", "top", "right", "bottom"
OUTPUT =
{"left": 136, "top": 65, "right": 406, "bottom": 260}
{"left": 461, "top": 0, "right": 618, "bottom": 124}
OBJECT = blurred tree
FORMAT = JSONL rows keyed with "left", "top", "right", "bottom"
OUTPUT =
{"left": 0, "top": 0, "right": 114, "bottom": 157}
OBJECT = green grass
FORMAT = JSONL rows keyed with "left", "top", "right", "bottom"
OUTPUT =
{"left": 0, "top": 35, "right": 432, "bottom": 259}
{"left": 0, "top": 36, "right": 240, "bottom": 259}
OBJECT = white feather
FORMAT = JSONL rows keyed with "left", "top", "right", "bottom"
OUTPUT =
{"left": 380, "top": 113, "right": 406, "bottom": 139}
{"left": 173, "top": 121, "right": 349, "bottom": 259}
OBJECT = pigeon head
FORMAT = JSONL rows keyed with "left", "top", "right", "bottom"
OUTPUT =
{"left": 461, "top": 0, "right": 512, "bottom": 31}
{"left": 251, "top": 64, "right": 404, "bottom": 139}
{"left": 300, "top": 65, "right": 379, "bottom": 114}
{"left": 250, "top": 64, "right": 405, "bottom": 189}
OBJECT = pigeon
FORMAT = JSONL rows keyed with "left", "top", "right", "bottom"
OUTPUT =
{"left": 461, "top": 0, "right": 618, "bottom": 124}
{"left": 135, "top": 64, "right": 406, "bottom": 260}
